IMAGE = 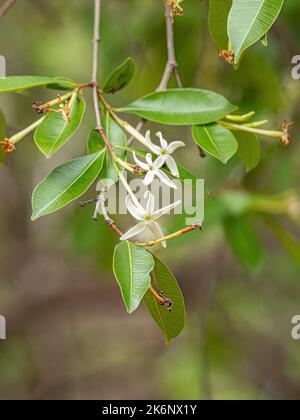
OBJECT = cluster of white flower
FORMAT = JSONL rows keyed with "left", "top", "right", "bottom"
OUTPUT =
{"left": 121, "top": 131, "right": 185, "bottom": 246}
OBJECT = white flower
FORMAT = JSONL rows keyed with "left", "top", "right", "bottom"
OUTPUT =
{"left": 144, "top": 130, "right": 185, "bottom": 177}
{"left": 133, "top": 152, "right": 177, "bottom": 189}
{"left": 120, "top": 191, "right": 181, "bottom": 248}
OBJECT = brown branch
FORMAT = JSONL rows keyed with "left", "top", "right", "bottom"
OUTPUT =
{"left": 91, "top": 0, "right": 114, "bottom": 155}
{"left": 93, "top": 188, "right": 124, "bottom": 237}
{"left": 128, "top": 2, "right": 182, "bottom": 146}
{"left": 91, "top": 0, "right": 102, "bottom": 129}
{"left": 0, "top": 0, "right": 16, "bottom": 19}
{"left": 157, "top": 3, "right": 182, "bottom": 91}
{"left": 136, "top": 221, "right": 202, "bottom": 247}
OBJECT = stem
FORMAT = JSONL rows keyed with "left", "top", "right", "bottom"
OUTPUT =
{"left": 0, "top": 0, "right": 16, "bottom": 19}
{"left": 219, "top": 120, "right": 283, "bottom": 139}
{"left": 157, "top": 3, "right": 182, "bottom": 91}
{"left": 137, "top": 222, "right": 202, "bottom": 247}
{"left": 115, "top": 157, "right": 144, "bottom": 174}
{"left": 243, "top": 120, "right": 269, "bottom": 128}
{"left": 90, "top": 0, "right": 114, "bottom": 155}
{"left": 33, "top": 91, "right": 74, "bottom": 113}
{"left": 128, "top": 2, "right": 182, "bottom": 145}
{"left": 94, "top": 188, "right": 124, "bottom": 236}
{"left": 11, "top": 116, "right": 46, "bottom": 144}
{"left": 79, "top": 198, "right": 98, "bottom": 207}
{"left": 99, "top": 93, "right": 151, "bottom": 149}
{"left": 149, "top": 277, "right": 173, "bottom": 309}
{"left": 226, "top": 112, "right": 255, "bottom": 123}
{"left": 114, "top": 117, "right": 149, "bottom": 149}
{"left": 117, "top": 167, "right": 145, "bottom": 212}
{"left": 91, "top": 1, "right": 105, "bottom": 137}
{"left": 127, "top": 119, "right": 147, "bottom": 146}
{"left": 149, "top": 285, "right": 166, "bottom": 305}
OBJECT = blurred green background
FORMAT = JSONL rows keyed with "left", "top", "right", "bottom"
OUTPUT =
{"left": 0, "top": 0, "right": 300, "bottom": 400}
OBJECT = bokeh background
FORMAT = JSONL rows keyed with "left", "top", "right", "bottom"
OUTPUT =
{"left": 0, "top": 0, "right": 300, "bottom": 400}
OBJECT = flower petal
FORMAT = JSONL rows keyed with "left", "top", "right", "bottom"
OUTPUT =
{"left": 148, "top": 221, "right": 167, "bottom": 248}
{"left": 167, "top": 141, "right": 185, "bottom": 154}
{"left": 165, "top": 155, "right": 179, "bottom": 177}
{"left": 153, "top": 155, "right": 166, "bottom": 169}
{"left": 145, "top": 190, "right": 155, "bottom": 215}
{"left": 146, "top": 153, "right": 153, "bottom": 167}
{"left": 152, "top": 200, "right": 181, "bottom": 219}
{"left": 120, "top": 222, "right": 147, "bottom": 241}
{"left": 133, "top": 152, "right": 149, "bottom": 171}
{"left": 126, "top": 195, "right": 145, "bottom": 220}
{"left": 156, "top": 132, "right": 168, "bottom": 150}
{"left": 145, "top": 131, "right": 162, "bottom": 155}
{"left": 155, "top": 169, "right": 178, "bottom": 189}
{"left": 143, "top": 170, "right": 155, "bottom": 186}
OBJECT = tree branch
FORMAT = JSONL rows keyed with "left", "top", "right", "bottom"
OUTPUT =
{"left": 136, "top": 222, "right": 202, "bottom": 247}
{"left": 128, "top": 2, "right": 182, "bottom": 145}
{"left": 93, "top": 188, "right": 124, "bottom": 237}
{"left": 91, "top": 0, "right": 102, "bottom": 130}
{"left": 91, "top": 0, "right": 114, "bottom": 154}
{"left": 0, "top": 0, "right": 16, "bottom": 19}
{"left": 157, "top": 3, "right": 182, "bottom": 91}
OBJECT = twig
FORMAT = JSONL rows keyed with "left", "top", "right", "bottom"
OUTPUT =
{"left": 157, "top": 3, "right": 182, "bottom": 91}
{"left": 149, "top": 284, "right": 173, "bottom": 310}
{"left": 91, "top": 0, "right": 114, "bottom": 154}
{"left": 137, "top": 221, "right": 202, "bottom": 247}
{"left": 79, "top": 198, "right": 98, "bottom": 207}
{"left": 128, "top": 3, "right": 182, "bottom": 146}
{"left": 94, "top": 188, "right": 124, "bottom": 237}
{"left": 0, "top": 0, "right": 16, "bottom": 19}
{"left": 127, "top": 119, "right": 147, "bottom": 146}
{"left": 91, "top": 0, "right": 102, "bottom": 128}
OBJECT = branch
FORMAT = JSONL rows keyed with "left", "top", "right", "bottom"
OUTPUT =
{"left": 157, "top": 3, "right": 182, "bottom": 91}
{"left": 0, "top": 0, "right": 16, "bottom": 19}
{"left": 136, "top": 222, "right": 202, "bottom": 247}
{"left": 93, "top": 188, "right": 124, "bottom": 237}
{"left": 128, "top": 2, "right": 182, "bottom": 145}
{"left": 87, "top": 1, "right": 185, "bottom": 308}
{"left": 91, "top": 0, "right": 114, "bottom": 154}
{"left": 91, "top": 0, "right": 102, "bottom": 130}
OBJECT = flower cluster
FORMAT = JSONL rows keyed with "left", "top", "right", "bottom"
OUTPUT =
{"left": 121, "top": 131, "right": 185, "bottom": 246}
{"left": 133, "top": 131, "right": 184, "bottom": 190}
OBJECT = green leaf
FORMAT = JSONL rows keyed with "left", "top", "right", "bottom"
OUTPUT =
{"left": 46, "top": 77, "right": 77, "bottom": 91}
{"left": 209, "top": 0, "right": 232, "bottom": 50}
{"left": 103, "top": 57, "right": 135, "bottom": 94}
{"left": 0, "top": 76, "right": 76, "bottom": 94}
{"left": 235, "top": 131, "right": 261, "bottom": 172}
{"left": 118, "top": 89, "right": 237, "bottom": 126}
{"left": 228, "top": 0, "right": 284, "bottom": 64}
{"left": 192, "top": 123, "right": 238, "bottom": 164}
{"left": 88, "top": 112, "right": 127, "bottom": 183}
{"left": 87, "top": 127, "right": 104, "bottom": 154}
{"left": 144, "top": 254, "right": 186, "bottom": 345}
{"left": 0, "top": 109, "right": 7, "bottom": 165}
{"left": 113, "top": 241, "right": 155, "bottom": 314}
{"left": 34, "top": 95, "right": 86, "bottom": 158}
{"left": 31, "top": 151, "right": 105, "bottom": 220}
{"left": 223, "top": 215, "right": 263, "bottom": 272}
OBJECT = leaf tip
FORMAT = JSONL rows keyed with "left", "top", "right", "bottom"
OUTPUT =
{"left": 31, "top": 213, "right": 38, "bottom": 222}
